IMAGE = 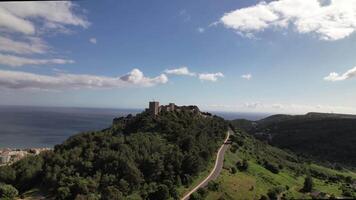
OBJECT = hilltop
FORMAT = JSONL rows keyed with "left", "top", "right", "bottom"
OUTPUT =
{"left": 1, "top": 109, "right": 356, "bottom": 199}
{"left": 231, "top": 112, "right": 356, "bottom": 167}
{"left": 0, "top": 106, "right": 228, "bottom": 199}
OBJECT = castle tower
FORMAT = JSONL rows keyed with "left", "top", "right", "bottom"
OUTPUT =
{"left": 169, "top": 103, "right": 175, "bottom": 111}
{"left": 149, "top": 101, "right": 159, "bottom": 116}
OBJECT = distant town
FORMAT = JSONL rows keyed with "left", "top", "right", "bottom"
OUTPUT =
{"left": 0, "top": 148, "right": 51, "bottom": 166}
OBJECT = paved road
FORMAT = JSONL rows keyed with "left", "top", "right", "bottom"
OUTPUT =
{"left": 181, "top": 130, "right": 232, "bottom": 200}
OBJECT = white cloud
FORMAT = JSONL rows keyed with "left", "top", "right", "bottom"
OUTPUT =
{"left": 164, "top": 67, "right": 225, "bottom": 83}
{"left": 0, "top": 68, "right": 168, "bottom": 90}
{"left": 120, "top": 69, "right": 168, "bottom": 86}
{"left": 220, "top": 0, "right": 356, "bottom": 41}
{"left": 164, "top": 67, "right": 195, "bottom": 76}
{"left": 197, "top": 27, "right": 205, "bottom": 33}
{"left": 241, "top": 74, "right": 252, "bottom": 80}
{"left": 0, "top": 53, "right": 74, "bottom": 67}
{"left": 198, "top": 72, "right": 224, "bottom": 82}
{"left": 324, "top": 66, "right": 356, "bottom": 81}
{"left": 0, "top": 2, "right": 88, "bottom": 67}
{"left": 0, "top": 2, "right": 89, "bottom": 35}
{"left": 89, "top": 38, "right": 97, "bottom": 44}
{"left": 0, "top": 36, "right": 48, "bottom": 55}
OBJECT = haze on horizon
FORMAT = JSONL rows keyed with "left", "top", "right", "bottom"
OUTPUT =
{"left": 0, "top": 0, "right": 356, "bottom": 115}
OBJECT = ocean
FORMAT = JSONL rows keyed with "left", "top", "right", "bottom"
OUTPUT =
{"left": 0, "top": 106, "right": 268, "bottom": 148}
{"left": 0, "top": 106, "right": 139, "bottom": 148}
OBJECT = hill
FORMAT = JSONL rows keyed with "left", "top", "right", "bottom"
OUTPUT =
{"left": 231, "top": 112, "right": 356, "bottom": 167}
{"left": 203, "top": 125, "right": 356, "bottom": 199}
{"left": 0, "top": 109, "right": 228, "bottom": 199}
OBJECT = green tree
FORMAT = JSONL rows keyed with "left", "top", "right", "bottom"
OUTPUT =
{"left": 302, "top": 175, "right": 313, "bottom": 193}
{"left": 2, "top": 109, "right": 229, "bottom": 199}
{"left": 0, "top": 166, "right": 16, "bottom": 184}
{"left": 147, "top": 184, "right": 169, "bottom": 200}
{"left": 236, "top": 159, "right": 249, "bottom": 171}
{"left": 207, "top": 181, "right": 220, "bottom": 191}
{"left": 0, "top": 184, "right": 18, "bottom": 199}
{"left": 57, "top": 186, "right": 71, "bottom": 200}
{"left": 102, "top": 186, "right": 123, "bottom": 200}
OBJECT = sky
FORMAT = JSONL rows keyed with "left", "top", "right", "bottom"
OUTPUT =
{"left": 1, "top": 0, "right": 356, "bottom": 114}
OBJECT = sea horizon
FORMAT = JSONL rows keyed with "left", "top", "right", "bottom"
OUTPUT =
{"left": 0, "top": 105, "right": 270, "bottom": 149}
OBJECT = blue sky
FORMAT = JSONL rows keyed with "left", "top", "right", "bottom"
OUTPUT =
{"left": 0, "top": 0, "right": 356, "bottom": 114}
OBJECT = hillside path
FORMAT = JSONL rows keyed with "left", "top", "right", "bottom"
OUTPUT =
{"left": 181, "top": 129, "right": 232, "bottom": 200}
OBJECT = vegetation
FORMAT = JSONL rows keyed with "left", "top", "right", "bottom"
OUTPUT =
{"left": 2, "top": 110, "right": 356, "bottom": 199}
{"left": 302, "top": 175, "right": 313, "bottom": 193}
{"left": 204, "top": 123, "right": 356, "bottom": 199}
{"left": 0, "top": 183, "right": 18, "bottom": 200}
{"left": 231, "top": 112, "right": 356, "bottom": 167}
{"left": 0, "top": 110, "right": 228, "bottom": 199}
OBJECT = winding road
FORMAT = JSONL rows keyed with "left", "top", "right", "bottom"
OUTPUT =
{"left": 181, "top": 130, "right": 232, "bottom": 200}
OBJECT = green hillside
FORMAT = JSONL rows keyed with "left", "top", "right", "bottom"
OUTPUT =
{"left": 204, "top": 126, "right": 356, "bottom": 199}
{"left": 0, "top": 110, "right": 228, "bottom": 200}
{"left": 2, "top": 111, "right": 356, "bottom": 200}
{"left": 231, "top": 112, "right": 356, "bottom": 167}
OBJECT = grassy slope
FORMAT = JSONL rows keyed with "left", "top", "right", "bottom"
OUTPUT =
{"left": 206, "top": 132, "right": 356, "bottom": 200}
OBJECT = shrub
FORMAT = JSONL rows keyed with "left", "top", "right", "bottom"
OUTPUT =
{"left": 231, "top": 167, "right": 237, "bottom": 174}
{"left": 236, "top": 159, "right": 249, "bottom": 171}
{"left": 207, "top": 181, "right": 220, "bottom": 191}
{"left": 190, "top": 188, "right": 208, "bottom": 200}
{"left": 263, "top": 161, "right": 279, "bottom": 174}
{"left": 267, "top": 186, "right": 285, "bottom": 200}
{"left": 0, "top": 184, "right": 19, "bottom": 199}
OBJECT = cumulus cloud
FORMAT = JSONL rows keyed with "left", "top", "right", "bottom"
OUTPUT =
{"left": 120, "top": 69, "right": 168, "bottom": 86}
{"left": 164, "top": 67, "right": 195, "bottom": 76}
{"left": 0, "top": 53, "right": 74, "bottom": 67}
{"left": 164, "top": 67, "right": 225, "bottom": 83}
{"left": 220, "top": 0, "right": 356, "bottom": 41}
{"left": 0, "top": 68, "right": 168, "bottom": 90}
{"left": 0, "top": 2, "right": 89, "bottom": 35}
{"left": 89, "top": 38, "right": 97, "bottom": 44}
{"left": 0, "top": 36, "right": 48, "bottom": 55}
{"left": 324, "top": 66, "right": 356, "bottom": 81}
{"left": 0, "top": 2, "right": 88, "bottom": 67}
{"left": 241, "top": 74, "right": 252, "bottom": 80}
{"left": 198, "top": 72, "right": 224, "bottom": 82}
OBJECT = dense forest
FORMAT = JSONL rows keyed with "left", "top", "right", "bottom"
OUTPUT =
{"left": 0, "top": 109, "right": 228, "bottom": 199}
{"left": 231, "top": 112, "right": 356, "bottom": 167}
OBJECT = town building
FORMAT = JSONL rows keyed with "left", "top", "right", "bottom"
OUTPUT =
{"left": 0, "top": 148, "right": 52, "bottom": 166}
{"left": 0, "top": 154, "right": 10, "bottom": 165}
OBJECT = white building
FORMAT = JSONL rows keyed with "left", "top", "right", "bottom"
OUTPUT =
{"left": 0, "top": 154, "right": 11, "bottom": 164}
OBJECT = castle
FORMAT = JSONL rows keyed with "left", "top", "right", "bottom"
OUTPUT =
{"left": 148, "top": 101, "right": 201, "bottom": 116}
{"left": 113, "top": 102, "right": 211, "bottom": 125}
